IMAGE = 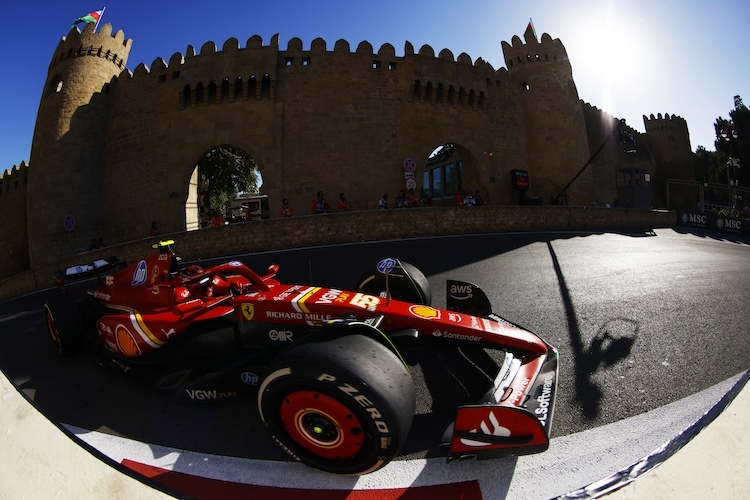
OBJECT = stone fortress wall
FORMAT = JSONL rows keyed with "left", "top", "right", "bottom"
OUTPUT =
{"left": 0, "top": 22, "right": 694, "bottom": 280}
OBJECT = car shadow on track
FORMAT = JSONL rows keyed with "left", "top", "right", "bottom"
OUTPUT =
{"left": 545, "top": 242, "right": 637, "bottom": 421}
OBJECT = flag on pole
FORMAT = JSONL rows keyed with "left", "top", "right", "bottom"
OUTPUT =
{"left": 524, "top": 18, "right": 537, "bottom": 40}
{"left": 71, "top": 9, "right": 105, "bottom": 29}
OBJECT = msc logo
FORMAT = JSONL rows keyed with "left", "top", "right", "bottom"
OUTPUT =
{"left": 717, "top": 218, "right": 742, "bottom": 231}
{"left": 131, "top": 260, "right": 147, "bottom": 286}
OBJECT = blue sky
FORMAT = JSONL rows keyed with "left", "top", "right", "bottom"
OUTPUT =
{"left": 1, "top": 0, "right": 748, "bottom": 171}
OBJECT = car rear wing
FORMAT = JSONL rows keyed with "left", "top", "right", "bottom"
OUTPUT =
{"left": 53, "top": 256, "right": 126, "bottom": 288}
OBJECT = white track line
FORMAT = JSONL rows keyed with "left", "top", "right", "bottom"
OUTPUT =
{"left": 65, "top": 373, "right": 740, "bottom": 499}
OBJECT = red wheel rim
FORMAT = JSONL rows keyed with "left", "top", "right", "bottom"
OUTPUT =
{"left": 279, "top": 390, "right": 364, "bottom": 459}
{"left": 44, "top": 306, "right": 61, "bottom": 351}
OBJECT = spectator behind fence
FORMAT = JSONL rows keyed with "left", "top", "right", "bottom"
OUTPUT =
{"left": 280, "top": 198, "right": 294, "bottom": 217}
{"left": 407, "top": 188, "right": 419, "bottom": 208}
{"left": 311, "top": 191, "right": 330, "bottom": 214}
{"left": 338, "top": 192, "right": 353, "bottom": 212}
{"left": 396, "top": 190, "right": 407, "bottom": 208}
{"left": 379, "top": 194, "right": 389, "bottom": 209}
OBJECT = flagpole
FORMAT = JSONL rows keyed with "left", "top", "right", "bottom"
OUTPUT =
{"left": 94, "top": 7, "right": 106, "bottom": 32}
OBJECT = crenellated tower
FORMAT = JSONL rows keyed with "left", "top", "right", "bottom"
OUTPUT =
{"left": 27, "top": 22, "right": 131, "bottom": 267}
{"left": 501, "top": 30, "right": 591, "bottom": 204}
{"left": 643, "top": 113, "right": 693, "bottom": 207}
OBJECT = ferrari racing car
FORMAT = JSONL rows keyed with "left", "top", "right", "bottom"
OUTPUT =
{"left": 44, "top": 240, "right": 559, "bottom": 475}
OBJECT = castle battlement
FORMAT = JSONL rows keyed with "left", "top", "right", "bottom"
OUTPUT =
{"left": 0, "top": 161, "right": 29, "bottom": 202}
{"left": 1, "top": 161, "right": 28, "bottom": 181}
{"left": 109, "top": 33, "right": 507, "bottom": 113}
{"left": 501, "top": 32, "right": 569, "bottom": 69}
{"left": 643, "top": 113, "right": 689, "bottom": 134}
{"left": 119, "top": 34, "right": 501, "bottom": 81}
{"left": 48, "top": 22, "right": 132, "bottom": 73}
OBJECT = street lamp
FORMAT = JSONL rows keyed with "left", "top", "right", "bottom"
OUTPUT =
{"left": 720, "top": 128, "right": 741, "bottom": 215}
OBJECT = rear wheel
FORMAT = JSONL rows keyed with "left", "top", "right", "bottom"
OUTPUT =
{"left": 44, "top": 294, "right": 85, "bottom": 357}
{"left": 258, "top": 334, "right": 415, "bottom": 475}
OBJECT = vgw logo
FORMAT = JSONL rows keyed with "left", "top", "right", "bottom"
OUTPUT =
{"left": 131, "top": 260, "right": 147, "bottom": 286}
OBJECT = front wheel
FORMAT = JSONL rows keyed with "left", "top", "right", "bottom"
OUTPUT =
{"left": 356, "top": 259, "right": 432, "bottom": 305}
{"left": 258, "top": 334, "right": 415, "bottom": 475}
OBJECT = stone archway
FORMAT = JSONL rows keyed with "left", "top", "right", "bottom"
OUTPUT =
{"left": 186, "top": 167, "right": 200, "bottom": 231}
{"left": 186, "top": 145, "right": 262, "bottom": 228}
{"left": 421, "top": 143, "right": 483, "bottom": 206}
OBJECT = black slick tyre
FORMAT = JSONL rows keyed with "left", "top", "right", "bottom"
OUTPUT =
{"left": 357, "top": 260, "right": 432, "bottom": 305}
{"left": 258, "top": 334, "right": 415, "bottom": 475}
{"left": 43, "top": 293, "right": 85, "bottom": 357}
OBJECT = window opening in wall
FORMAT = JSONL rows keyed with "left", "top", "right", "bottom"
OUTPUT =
{"left": 523, "top": 83, "right": 530, "bottom": 91}
{"left": 424, "top": 143, "right": 464, "bottom": 206}
{"left": 285, "top": 57, "right": 294, "bottom": 66}
{"left": 372, "top": 60, "right": 382, "bottom": 69}
{"left": 195, "top": 82, "right": 204, "bottom": 105}
{"left": 172, "top": 71, "right": 180, "bottom": 79}
{"left": 388, "top": 62, "right": 396, "bottom": 70}
{"left": 221, "top": 78, "right": 230, "bottom": 102}
{"left": 261, "top": 74, "right": 271, "bottom": 98}
{"left": 158, "top": 74, "right": 166, "bottom": 83}
{"left": 234, "top": 77, "right": 243, "bottom": 99}
{"left": 302, "top": 57, "right": 310, "bottom": 66}
{"left": 208, "top": 80, "right": 217, "bottom": 104}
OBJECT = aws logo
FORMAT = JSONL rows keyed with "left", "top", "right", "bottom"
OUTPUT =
{"left": 449, "top": 282, "right": 474, "bottom": 301}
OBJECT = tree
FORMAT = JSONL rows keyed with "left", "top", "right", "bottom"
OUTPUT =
{"left": 694, "top": 145, "right": 722, "bottom": 184}
{"left": 197, "top": 145, "right": 259, "bottom": 215}
{"left": 713, "top": 95, "right": 749, "bottom": 189}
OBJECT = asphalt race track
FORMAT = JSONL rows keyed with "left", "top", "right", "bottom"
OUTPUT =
{"left": 1, "top": 228, "right": 748, "bottom": 498}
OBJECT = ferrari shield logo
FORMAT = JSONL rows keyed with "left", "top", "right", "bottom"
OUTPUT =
{"left": 241, "top": 303, "right": 255, "bottom": 321}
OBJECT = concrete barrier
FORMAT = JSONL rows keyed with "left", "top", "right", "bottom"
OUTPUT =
{"left": 0, "top": 206, "right": 674, "bottom": 303}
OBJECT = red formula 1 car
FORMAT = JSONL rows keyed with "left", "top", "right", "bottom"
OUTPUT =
{"left": 44, "top": 240, "right": 558, "bottom": 475}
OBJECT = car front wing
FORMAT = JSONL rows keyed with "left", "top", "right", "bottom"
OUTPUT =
{"left": 443, "top": 344, "right": 559, "bottom": 460}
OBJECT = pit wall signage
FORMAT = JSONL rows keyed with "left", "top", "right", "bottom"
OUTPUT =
{"left": 678, "top": 211, "right": 748, "bottom": 234}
